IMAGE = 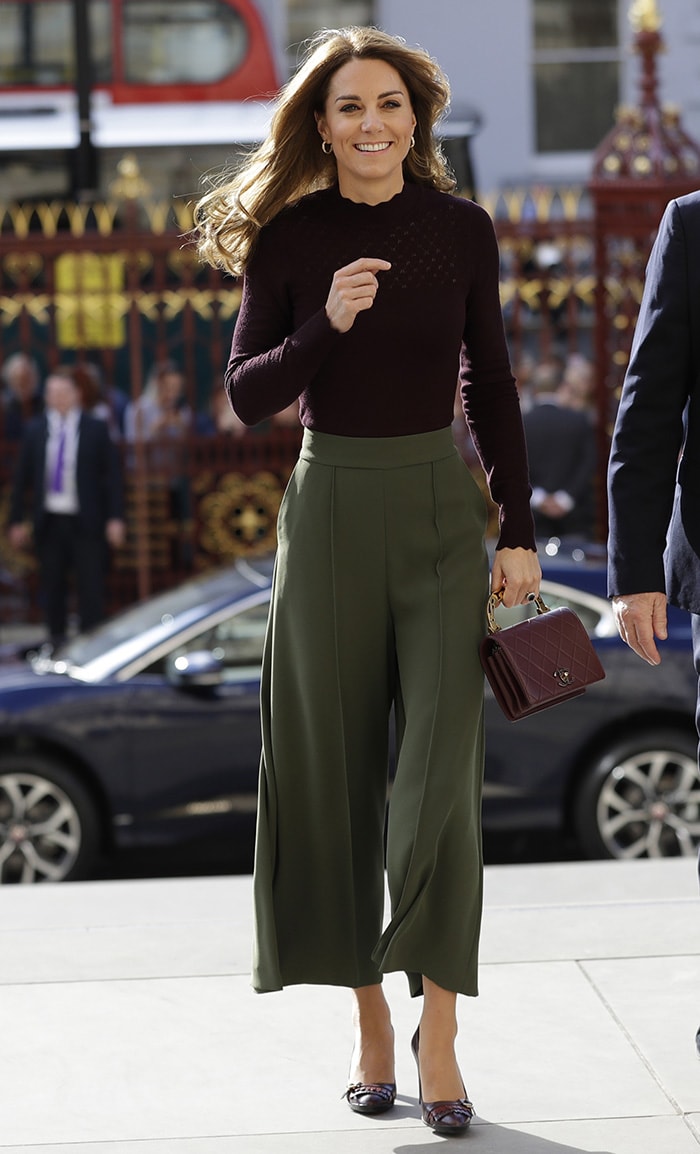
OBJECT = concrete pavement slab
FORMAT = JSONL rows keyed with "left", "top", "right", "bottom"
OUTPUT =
{"left": 480, "top": 898, "right": 700, "bottom": 963}
{"left": 0, "top": 959, "right": 677, "bottom": 1145}
{"left": 582, "top": 955, "right": 700, "bottom": 1112}
{"left": 0, "top": 876, "right": 239, "bottom": 931}
{"left": 483, "top": 857, "right": 699, "bottom": 905}
{"left": 1, "top": 975, "right": 238, "bottom": 1146}
{"left": 0, "top": 876, "right": 251, "bottom": 984}
{"left": 481, "top": 857, "right": 700, "bottom": 963}
{"left": 0, "top": 922, "right": 235, "bottom": 983}
{"left": 0, "top": 860, "right": 698, "bottom": 1150}
{"left": 461, "top": 960, "right": 672, "bottom": 1123}
{"left": 1, "top": 1117, "right": 698, "bottom": 1153}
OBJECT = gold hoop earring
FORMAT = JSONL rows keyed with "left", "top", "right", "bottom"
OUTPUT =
{"left": 321, "top": 140, "right": 333, "bottom": 155}
{"left": 410, "top": 135, "right": 416, "bottom": 149}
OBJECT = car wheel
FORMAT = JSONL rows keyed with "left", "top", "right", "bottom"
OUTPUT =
{"left": 574, "top": 730, "right": 700, "bottom": 860}
{"left": 0, "top": 754, "right": 101, "bottom": 883}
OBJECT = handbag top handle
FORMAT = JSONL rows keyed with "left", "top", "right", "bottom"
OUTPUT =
{"left": 486, "top": 588, "right": 551, "bottom": 634}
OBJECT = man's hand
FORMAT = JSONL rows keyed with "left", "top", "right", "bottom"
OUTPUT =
{"left": 106, "top": 519, "right": 126, "bottom": 549}
{"left": 8, "top": 523, "right": 30, "bottom": 551}
{"left": 612, "top": 591, "right": 667, "bottom": 665}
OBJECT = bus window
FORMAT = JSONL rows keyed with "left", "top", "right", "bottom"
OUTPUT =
{"left": 0, "top": 1, "right": 112, "bottom": 87}
{"left": 0, "top": 0, "right": 278, "bottom": 99}
{"left": 122, "top": 1, "right": 248, "bottom": 87}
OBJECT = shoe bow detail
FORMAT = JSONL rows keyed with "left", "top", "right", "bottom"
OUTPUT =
{"left": 423, "top": 1097, "right": 475, "bottom": 1130}
{"left": 342, "top": 1081, "right": 397, "bottom": 1115}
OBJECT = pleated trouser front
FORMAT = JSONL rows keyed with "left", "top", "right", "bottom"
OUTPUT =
{"left": 252, "top": 426, "right": 489, "bottom": 997}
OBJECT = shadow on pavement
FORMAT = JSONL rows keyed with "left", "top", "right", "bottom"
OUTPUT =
{"left": 394, "top": 1130, "right": 613, "bottom": 1153}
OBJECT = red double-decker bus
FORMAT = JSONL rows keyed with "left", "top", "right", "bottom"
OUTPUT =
{"left": 0, "top": 0, "right": 280, "bottom": 103}
{"left": 0, "top": 0, "right": 282, "bottom": 194}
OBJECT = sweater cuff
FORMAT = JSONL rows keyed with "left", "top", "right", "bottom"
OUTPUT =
{"left": 289, "top": 307, "right": 342, "bottom": 357}
{"left": 494, "top": 502, "right": 537, "bottom": 552}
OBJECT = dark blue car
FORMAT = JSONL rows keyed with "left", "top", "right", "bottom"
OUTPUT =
{"left": 0, "top": 550, "right": 698, "bottom": 882}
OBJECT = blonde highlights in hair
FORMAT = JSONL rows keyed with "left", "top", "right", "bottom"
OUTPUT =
{"left": 194, "top": 27, "right": 454, "bottom": 276}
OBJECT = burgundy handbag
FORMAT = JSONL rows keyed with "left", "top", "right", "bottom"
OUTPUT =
{"left": 479, "top": 590, "right": 606, "bottom": 722}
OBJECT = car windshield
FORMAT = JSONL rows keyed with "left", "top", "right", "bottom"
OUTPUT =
{"left": 56, "top": 560, "right": 270, "bottom": 668}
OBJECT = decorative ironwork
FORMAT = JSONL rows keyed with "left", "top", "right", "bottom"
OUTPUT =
{"left": 592, "top": 4, "right": 700, "bottom": 184}
{"left": 587, "top": 2, "right": 700, "bottom": 534}
{"left": 2, "top": 253, "right": 44, "bottom": 284}
{"left": 109, "top": 153, "right": 153, "bottom": 201}
{"left": 629, "top": 0, "right": 662, "bottom": 33}
{"left": 198, "top": 471, "right": 284, "bottom": 559}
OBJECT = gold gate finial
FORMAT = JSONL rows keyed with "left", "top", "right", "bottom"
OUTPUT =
{"left": 109, "top": 153, "right": 152, "bottom": 200}
{"left": 629, "top": 0, "right": 662, "bottom": 33}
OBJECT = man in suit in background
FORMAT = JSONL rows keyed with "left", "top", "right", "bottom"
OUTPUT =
{"left": 523, "top": 359, "right": 597, "bottom": 539}
{"left": 0, "top": 352, "right": 43, "bottom": 440}
{"left": 607, "top": 190, "right": 700, "bottom": 1053}
{"left": 8, "top": 365, "right": 126, "bottom": 648}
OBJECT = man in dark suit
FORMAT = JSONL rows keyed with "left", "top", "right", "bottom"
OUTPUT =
{"left": 607, "top": 190, "right": 700, "bottom": 1054}
{"left": 523, "top": 361, "right": 596, "bottom": 539}
{"left": 608, "top": 192, "right": 700, "bottom": 665}
{"left": 8, "top": 365, "right": 126, "bottom": 648}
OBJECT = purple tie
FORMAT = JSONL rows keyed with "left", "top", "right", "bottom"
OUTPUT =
{"left": 51, "top": 421, "right": 66, "bottom": 493}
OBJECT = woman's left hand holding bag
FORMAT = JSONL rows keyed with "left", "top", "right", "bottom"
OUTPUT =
{"left": 491, "top": 547, "right": 542, "bottom": 608}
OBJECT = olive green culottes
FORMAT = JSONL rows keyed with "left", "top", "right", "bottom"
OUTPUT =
{"left": 252, "top": 427, "right": 489, "bottom": 997}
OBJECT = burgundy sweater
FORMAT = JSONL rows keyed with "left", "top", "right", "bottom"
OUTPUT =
{"left": 226, "top": 180, "right": 535, "bottom": 551}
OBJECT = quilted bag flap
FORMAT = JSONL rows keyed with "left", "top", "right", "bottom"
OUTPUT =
{"left": 492, "top": 606, "right": 605, "bottom": 706}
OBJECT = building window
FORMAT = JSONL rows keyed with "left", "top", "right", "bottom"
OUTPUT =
{"left": 533, "top": 0, "right": 621, "bottom": 153}
{"left": 285, "top": 1, "right": 374, "bottom": 75}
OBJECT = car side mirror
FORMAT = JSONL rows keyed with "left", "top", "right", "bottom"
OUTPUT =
{"left": 167, "top": 650, "right": 225, "bottom": 688}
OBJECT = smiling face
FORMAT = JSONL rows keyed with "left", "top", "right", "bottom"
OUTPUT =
{"left": 316, "top": 57, "right": 417, "bottom": 203}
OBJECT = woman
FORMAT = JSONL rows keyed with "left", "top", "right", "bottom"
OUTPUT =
{"left": 196, "top": 27, "right": 540, "bottom": 1136}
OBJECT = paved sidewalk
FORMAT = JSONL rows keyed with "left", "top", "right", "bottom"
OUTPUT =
{"left": 0, "top": 857, "right": 698, "bottom": 1152}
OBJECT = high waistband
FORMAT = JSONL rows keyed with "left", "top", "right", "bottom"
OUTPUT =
{"left": 299, "top": 427, "right": 457, "bottom": 469}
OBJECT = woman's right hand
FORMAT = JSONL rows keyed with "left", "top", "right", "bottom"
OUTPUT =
{"left": 325, "top": 257, "right": 391, "bottom": 333}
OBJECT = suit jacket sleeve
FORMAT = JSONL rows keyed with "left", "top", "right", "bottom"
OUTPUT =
{"left": 607, "top": 199, "right": 692, "bottom": 597}
{"left": 8, "top": 422, "right": 40, "bottom": 526}
{"left": 75, "top": 416, "right": 125, "bottom": 528}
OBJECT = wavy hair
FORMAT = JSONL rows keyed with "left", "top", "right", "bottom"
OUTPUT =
{"left": 194, "top": 27, "right": 454, "bottom": 276}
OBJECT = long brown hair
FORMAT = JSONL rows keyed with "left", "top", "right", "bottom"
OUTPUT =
{"left": 194, "top": 27, "right": 454, "bottom": 276}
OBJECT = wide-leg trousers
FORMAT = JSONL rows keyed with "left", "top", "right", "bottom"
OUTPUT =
{"left": 252, "top": 427, "right": 489, "bottom": 997}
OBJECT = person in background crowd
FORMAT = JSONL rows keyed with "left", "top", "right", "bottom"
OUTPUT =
{"left": 124, "top": 360, "right": 192, "bottom": 446}
{"left": 511, "top": 350, "right": 537, "bottom": 412}
{"left": 72, "top": 362, "right": 125, "bottom": 441}
{"left": 124, "top": 361, "right": 193, "bottom": 564}
{"left": 523, "top": 357, "right": 596, "bottom": 540}
{"left": 196, "top": 386, "right": 250, "bottom": 436}
{"left": 195, "top": 25, "right": 539, "bottom": 1136}
{"left": 528, "top": 356, "right": 563, "bottom": 397}
{"left": 559, "top": 353, "right": 596, "bottom": 418}
{"left": 7, "top": 364, "right": 125, "bottom": 649}
{"left": 0, "top": 352, "right": 43, "bottom": 440}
